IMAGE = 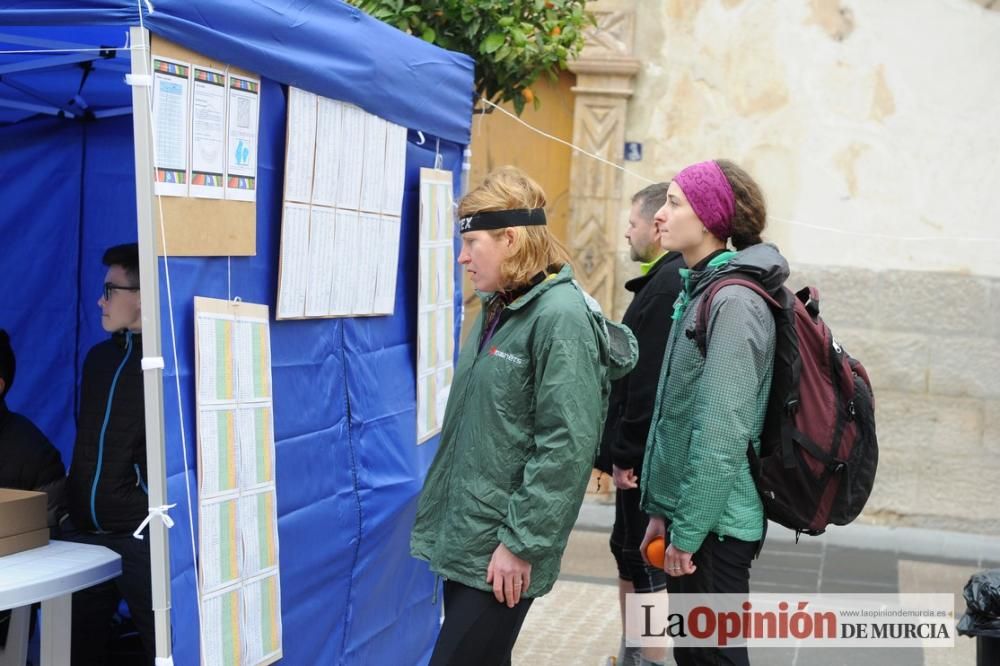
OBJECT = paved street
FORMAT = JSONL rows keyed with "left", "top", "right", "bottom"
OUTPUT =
{"left": 512, "top": 500, "right": 1000, "bottom": 666}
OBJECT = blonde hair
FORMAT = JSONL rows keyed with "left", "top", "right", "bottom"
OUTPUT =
{"left": 458, "top": 166, "right": 572, "bottom": 289}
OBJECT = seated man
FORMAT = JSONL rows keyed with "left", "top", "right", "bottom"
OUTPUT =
{"left": 66, "top": 243, "right": 154, "bottom": 665}
{"left": 0, "top": 328, "right": 66, "bottom": 651}
{"left": 0, "top": 328, "right": 66, "bottom": 521}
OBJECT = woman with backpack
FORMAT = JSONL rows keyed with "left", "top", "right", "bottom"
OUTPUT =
{"left": 639, "top": 159, "right": 788, "bottom": 666}
{"left": 411, "top": 166, "right": 637, "bottom": 665}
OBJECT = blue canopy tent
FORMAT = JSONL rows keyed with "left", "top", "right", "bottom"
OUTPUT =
{"left": 0, "top": 2, "right": 473, "bottom": 664}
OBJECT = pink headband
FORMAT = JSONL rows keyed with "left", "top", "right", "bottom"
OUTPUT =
{"left": 674, "top": 160, "right": 735, "bottom": 241}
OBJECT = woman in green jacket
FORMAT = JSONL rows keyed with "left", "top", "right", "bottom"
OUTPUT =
{"left": 640, "top": 160, "right": 787, "bottom": 666}
{"left": 411, "top": 166, "right": 635, "bottom": 665}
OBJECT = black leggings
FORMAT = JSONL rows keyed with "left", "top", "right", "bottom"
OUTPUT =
{"left": 429, "top": 581, "right": 535, "bottom": 666}
{"left": 667, "top": 531, "right": 758, "bottom": 666}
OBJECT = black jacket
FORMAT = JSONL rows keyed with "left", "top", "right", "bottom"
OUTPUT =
{"left": 0, "top": 397, "right": 66, "bottom": 525}
{"left": 597, "top": 252, "right": 685, "bottom": 473}
{"left": 67, "top": 331, "right": 148, "bottom": 533}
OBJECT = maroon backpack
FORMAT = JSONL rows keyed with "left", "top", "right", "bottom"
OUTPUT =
{"left": 691, "top": 275, "right": 878, "bottom": 537}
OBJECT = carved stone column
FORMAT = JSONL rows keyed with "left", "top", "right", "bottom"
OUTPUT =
{"left": 566, "top": 1, "right": 640, "bottom": 313}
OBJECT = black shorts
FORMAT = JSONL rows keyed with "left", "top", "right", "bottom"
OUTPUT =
{"left": 609, "top": 484, "right": 667, "bottom": 593}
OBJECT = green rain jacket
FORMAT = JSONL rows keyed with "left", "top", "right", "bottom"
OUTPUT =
{"left": 411, "top": 264, "right": 637, "bottom": 598}
{"left": 641, "top": 244, "right": 788, "bottom": 553}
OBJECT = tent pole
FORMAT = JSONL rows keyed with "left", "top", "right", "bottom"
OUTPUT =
{"left": 128, "top": 25, "right": 174, "bottom": 665}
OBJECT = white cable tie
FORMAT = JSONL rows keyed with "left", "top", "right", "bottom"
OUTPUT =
{"left": 416, "top": 130, "right": 426, "bottom": 145}
{"left": 141, "top": 356, "right": 165, "bottom": 371}
{"left": 126, "top": 74, "right": 152, "bottom": 87}
{"left": 133, "top": 503, "right": 177, "bottom": 540}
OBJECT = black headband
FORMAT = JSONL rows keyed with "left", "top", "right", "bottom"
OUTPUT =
{"left": 458, "top": 208, "right": 546, "bottom": 233}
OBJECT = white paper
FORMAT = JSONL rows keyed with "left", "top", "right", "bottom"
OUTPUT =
{"left": 225, "top": 74, "right": 260, "bottom": 202}
{"left": 351, "top": 212, "right": 380, "bottom": 315}
{"left": 277, "top": 203, "right": 311, "bottom": 319}
{"left": 197, "top": 316, "right": 237, "bottom": 404}
{"left": 373, "top": 216, "right": 401, "bottom": 314}
{"left": 240, "top": 489, "right": 278, "bottom": 578}
{"left": 335, "top": 104, "right": 366, "bottom": 209}
{"left": 189, "top": 66, "right": 226, "bottom": 199}
{"left": 360, "top": 113, "right": 388, "bottom": 213}
{"left": 382, "top": 122, "right": 408, "bottom": 216}
{"left": 151, "top": 57, "right": 190, "bottom": 197}
{"left": 311, "top": 98, "right": 343, "bottom": 207}
{"left": 417, "top": 169, "right": 457, "bottom": 443}
{"left": 200, "top": 586, "right": 241, "bottom": 666}
{"left": 241, "top": 574, "right": 282, "bottom": 664}
{"left": 305, "top": 206, "right": 337, "bottom": 316}
{"left": 330, "top": 209, "right": 359, "bottom": 316}
{"left": 284, "top": 87, "right": 317, "bottom": 204}
{"left": 198, "top": 407, "right": 240, "bottom": 497}
{"left": 199, "top": 498, "right": 240, "bottom": 592}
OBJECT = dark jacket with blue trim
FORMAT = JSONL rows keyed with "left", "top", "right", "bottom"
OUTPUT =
{"left": 67, "top": 331, "right": 148, "bottom": 533}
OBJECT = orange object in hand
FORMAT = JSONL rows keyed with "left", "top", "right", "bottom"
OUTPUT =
{"left": 645, "top": 536, "right": 665, "bottom": 570}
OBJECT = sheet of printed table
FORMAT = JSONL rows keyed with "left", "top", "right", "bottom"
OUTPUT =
{"left": 417, "top": 168, "right": 456, "bottom": 444}
{"left": 195, "top": 296, "right": 282, "bottom": 666}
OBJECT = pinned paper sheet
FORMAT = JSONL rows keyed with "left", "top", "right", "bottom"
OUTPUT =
{"left": 152, "top": 57, "right": 190, "bottom": 197}
{"left": 417, "top": 168, "right": 456, "bottom": 443}
{"left": 190, "top": 66, "right": 227, "bottom": 199}
{"left": 225, "top": 74, "right": 260, "bottom": 202}
{"left": 195, "top": 298, "right": 281, "bottom": 666}
{"left": 276, "top": 92, "right": 407, "bottom": 319}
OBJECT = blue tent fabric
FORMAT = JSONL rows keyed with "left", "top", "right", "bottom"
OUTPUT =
{"left": 0, "top": 1, "right": 475, "bottom": 144}
{"left": 0, "top": 4, "right": 471, "bottom": 664}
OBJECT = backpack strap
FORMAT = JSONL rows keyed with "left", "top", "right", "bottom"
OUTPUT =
{"left": 690, "top": 276, "right": 782, "bottom": 357}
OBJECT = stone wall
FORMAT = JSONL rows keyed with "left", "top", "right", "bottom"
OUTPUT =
{"left": 787, "top": 265, "right": 1000, "bottom": 535}
{"left": 593, "top": 1, "right": 1000, "bottom": 533}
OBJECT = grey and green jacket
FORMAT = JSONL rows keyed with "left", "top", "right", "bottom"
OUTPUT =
{"left": 641, "top": 244, "right": 787, "bottom": 553}
{"left": 411, "top": 264, "right": 637, "bottom": 598}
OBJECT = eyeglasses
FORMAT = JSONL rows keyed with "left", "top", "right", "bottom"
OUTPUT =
{"left": 103, "top": 282, "right": 140, "bottom": 301}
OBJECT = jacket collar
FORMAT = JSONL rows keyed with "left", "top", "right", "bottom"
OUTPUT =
{"left": 625, "top": 252, "right": 674, "bottom": 293}
{"left": 505, "top": 263, "right": 574, "bottom": 312}
{"left": 477, "top": 264, "right": 574, "bottom": 312}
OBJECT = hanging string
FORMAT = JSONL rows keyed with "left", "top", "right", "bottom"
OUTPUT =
{"left": 478, "top": 96, "right": 656, "bottom": 185}
{"left": 477, "top": 96, "right": 1000, "bottom": 245}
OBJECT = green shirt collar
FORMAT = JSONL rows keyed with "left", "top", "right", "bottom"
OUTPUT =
{"left": 639, "top": 251, "right": 669, "bottom": 276}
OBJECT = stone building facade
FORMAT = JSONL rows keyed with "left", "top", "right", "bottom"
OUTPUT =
{"left": 564, "top": 0, "right": 1000, "bottom": 534}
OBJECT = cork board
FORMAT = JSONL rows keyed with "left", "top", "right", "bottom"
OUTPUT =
{"left": 150, "top": 36, "right": 257, "bottom": 256}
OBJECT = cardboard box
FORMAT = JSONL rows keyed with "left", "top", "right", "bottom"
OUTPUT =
{"left": 0, "top": 527, "right": 49, "bottom": 557}
{"left": 0, "top": 488, "right": 49, "bottom": 557}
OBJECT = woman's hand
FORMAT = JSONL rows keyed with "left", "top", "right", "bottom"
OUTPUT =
{"left": 663, "top": 543, "right": 696, "bottom": 577}
{"left": 639, "top": 515, "right": 666, "bottom": 566}
{"left": 487, "top": 542, "right": 532, "bottom": 608}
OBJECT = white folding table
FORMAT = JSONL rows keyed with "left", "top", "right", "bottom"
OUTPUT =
{"left": 0, "top": 540, "right": 121, "bottom": 666}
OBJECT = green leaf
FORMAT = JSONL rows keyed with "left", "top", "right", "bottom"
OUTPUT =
{"left": 498, "top": 16, "right": 514, "bottom": 27}
{"left": 482, "top": 32, "right": 505, "bottom": 53}
{"left": 422, "top": 27, "right": 436, "bottom": 42}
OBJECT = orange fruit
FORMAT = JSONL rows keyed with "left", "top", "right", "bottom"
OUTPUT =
{"left": 522, "top": 88, "right": 534, "bottom": 104}
{"left": 645, "top": 536, "right": 666, "bottom": 569}
{"left": 550, "top": 26, "right": 561, "bottom": 36}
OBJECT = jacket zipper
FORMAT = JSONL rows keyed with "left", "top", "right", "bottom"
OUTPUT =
{"left": 90, "top": 331, "right": 134, "bottom": 532}
{"left": 134, "top": 463, "right": 148, "bottom": 494}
